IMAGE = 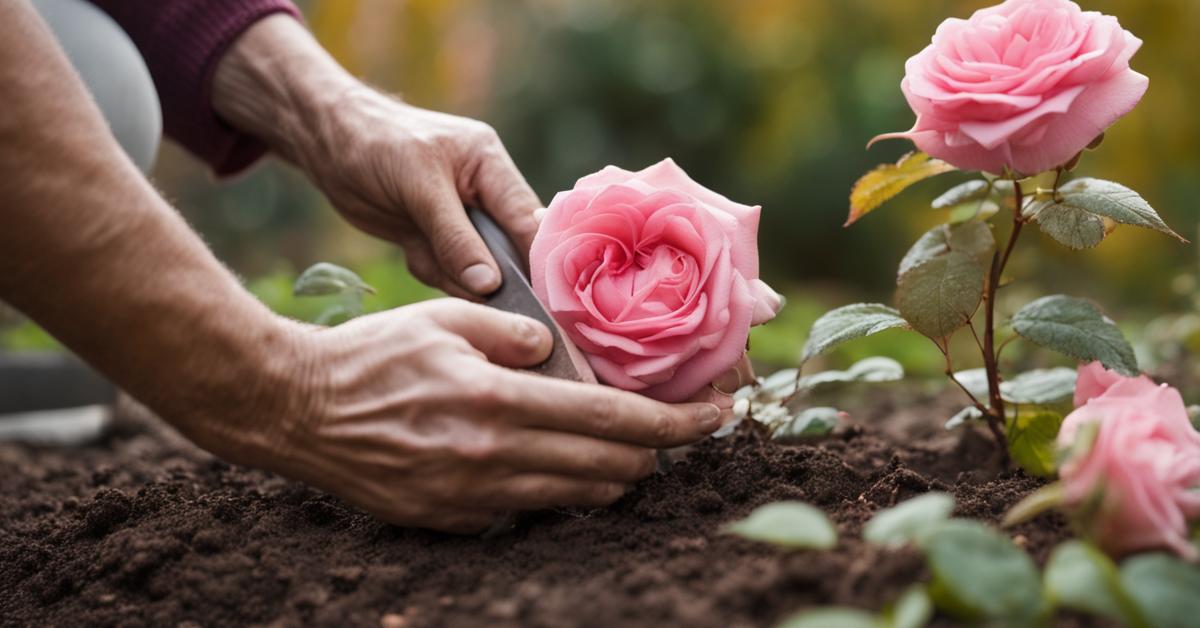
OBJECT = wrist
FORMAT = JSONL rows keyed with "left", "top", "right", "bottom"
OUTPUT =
{"left": 211, "top": 14, "right": 357, "bottom": 165}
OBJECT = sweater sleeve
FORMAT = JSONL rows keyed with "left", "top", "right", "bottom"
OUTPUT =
{"left": 87, "top": 0, "right": 302, "bottom": 176}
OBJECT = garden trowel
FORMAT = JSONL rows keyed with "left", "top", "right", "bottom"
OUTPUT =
{"left": 466, "top": 207, "right": 595, "bottom": 384}
{"left": 0, "top": 352, "right": 115, "bottom": 446}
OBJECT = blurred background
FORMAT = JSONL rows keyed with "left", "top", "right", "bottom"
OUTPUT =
{"left": 3, "top": 0, "right": 1197, "bottom": 394}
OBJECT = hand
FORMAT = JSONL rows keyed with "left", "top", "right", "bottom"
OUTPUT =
{"left": 217, "top": 299, "right": 723, "bottom": 533}
{"left": 213, "top": 15, "right": 540, "bottom": 299}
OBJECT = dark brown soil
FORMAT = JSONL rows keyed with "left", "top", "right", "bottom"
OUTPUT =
{"left": 0, "top": 392, "right": 1089, "bottom": 628}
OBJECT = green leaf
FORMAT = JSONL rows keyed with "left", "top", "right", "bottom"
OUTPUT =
{"left": 946, "top": 199, "right": 999, "bottom": 224}
{"left": 863, "top": 492, "right": 955, "bottom": 548}
{"left": 951, "top": 368, "right": 991, "bottom": 400}
{"left": 1055, "top": 178, "right": 1187, "bottom": 242}
{"left": 797, "top": 357, "right": 905, "bottom": 395}
{"left": 1029, "top": 201, "right": 1107, "bottom": 250}
{"left": 932, "top": 180, "right": 988, "bottom": 209}
{"left": 772, "top": 407, "right": 842, "bottom": 442}
{"left": 921, "top": 520, "right": 1043, "bottom": 623}
{"left": 896, "top": 252, "right": 985, "bottom": 339}
{"left": 944, "top": 406, "right": 984, "bottom": 430}
{"left": 847, "top": 152, "right": 957, "bottom": 226}
{"left": 724, "top": 501, "right": 838, "bottom": 550}
{"left": 801, "top": 304, "right": 908, "bottom": 363}
{"left": 1011, "top": 295, "right": 1138, "bottom": 376}
{"left": 1001, "top": 482, "right": 1065, "bottom": 528}
{"left": 1006, "top": 409, "right": 1064, "bottom": 477}
{"left": 1045, "top": 540, "right": 1146, "bottom": 627}
{"left": 294, "top": 262, "right": 376, "bottom": 297}
{"left": 1121, "top": 553, "right": 1200, "bottom": 628}
{"left": 898, "top": 222, "right": 995, "bottom": 277}
{"left": 1000, "top": 368, "right": 1077, "bottom": 405}
{"left": 778, "top": 608, "right": 883, "bottom": 628}
{"left": 888, "top": 587, "right": 934, "bottom": 628}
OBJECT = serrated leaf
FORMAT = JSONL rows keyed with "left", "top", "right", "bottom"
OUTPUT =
{"left": 896, "top": 252, "right": 985, "bottom": 339}
{"left": 1045, "top": 540, "right": 1146, "bottom": 627}
{"left": 863, "top": 492, "right": 955, "bottom": 548}
{"left": 921, "top": 520, "right": 1043, "bottom": 623}
{"left": 777, "top": 608, "right": 882, "bottom": 628}
{"left": 724, "top": 501, "right": 837, "bottom": 550}
{"left": 1030, "top": 201, "right": 1107, "bottom": 250}
{"left": 1056, "top": 178, "right": 1187, "bottom": 242}
{"left": 1006, "top": 409, "right": 1064, "bottom": 477}
{"left": 1000, "top": 368, "right": 1077, "bottom": 405}
{"left": 898, "top": 222, "right": 995, "bottom": 277}
{"left": 944, "top": 406, "right": 984, "bottom": 430}
{"left": 771, "top": 407, "right": 841, "bottom": 442}
{"left": 294, "top": 262, "right": 376, "bottom": 297}
{"left": 932, "top": 180, "right": 989, "bottom": 209}
{"left": 847, "top": 152, "right": 957, "bottom": 226}
{"left": 1011, "top": 295, "right": 1138, "bottom": 376}
{"left": 1121, "top": 553, "right": 1200, "bottom": 628}
{"left": 801, "top": 304, "right": 908, "bottom": 363}
{"left": 1001, "top": 481, "right": 1065, "bottom": 527}
{"left": 889, "top": 586, "right": 934, "bottom": 628}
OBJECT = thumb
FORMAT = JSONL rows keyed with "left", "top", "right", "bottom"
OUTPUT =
{"left": 430, "top": 300, "right": 552, "bottom": 368}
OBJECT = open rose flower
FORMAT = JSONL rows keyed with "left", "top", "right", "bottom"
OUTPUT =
{"left": 1056, "top": 362, "right": 1200, "bottom": 559}
{"left": 873, "top": 0, "right": 1148, "bottom": 176}
{"left": 529, "top": 159, "right": 779, "bottom": 402}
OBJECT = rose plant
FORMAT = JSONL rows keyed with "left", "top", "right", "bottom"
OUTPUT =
{"left": 804, "top": 0, "right": 1186, "bottom": 471}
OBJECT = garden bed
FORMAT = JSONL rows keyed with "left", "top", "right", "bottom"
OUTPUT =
{"left": 0, "top": 392, "right": 1098, "bottom": 627}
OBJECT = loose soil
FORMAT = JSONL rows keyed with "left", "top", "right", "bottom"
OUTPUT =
{"left": 0, "top": 391, "right": 1099, "bottom": 627}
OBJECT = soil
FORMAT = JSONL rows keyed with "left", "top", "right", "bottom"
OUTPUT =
{"left": 0, "top": 390, "right": 1100, "bottom": 628}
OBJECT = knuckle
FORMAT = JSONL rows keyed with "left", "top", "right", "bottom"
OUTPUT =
{"left": 450, "top": 429, "right": 499, "bottom": 462}
{"left": 591, "top": 396, "right": 621, "bottom": 436}
{"left": 650, "top": 411, "right": 678, "bottom": 445}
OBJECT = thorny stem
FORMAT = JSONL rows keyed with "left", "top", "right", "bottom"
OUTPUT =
{"left": 979, "top": 178, "right": 1027, "bottom": 460}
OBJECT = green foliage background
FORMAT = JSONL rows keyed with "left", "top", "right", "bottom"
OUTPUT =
{"left": 5, "top": 0, "right": 1197, "bottom": 386}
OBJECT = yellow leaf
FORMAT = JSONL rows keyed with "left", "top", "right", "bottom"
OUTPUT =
{"left": 847, "top": 152, "right": 956, "bottom": 226}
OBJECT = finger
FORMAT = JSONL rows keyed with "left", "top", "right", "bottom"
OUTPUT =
{"left": 474, "top": 140, "right": 542, "bottom": 257}
{"left": 464, "top": 474, "right": 626, "bottom": 510}
{"left": 408, "top": 174, "right": 501, "bottom": 295}
{"left": 427, "top": 300, "right": 552, "bottom": 368}
{"left": 498, "top": 371, "right": 723, "bottom": 447}
{"left": 494, "top": 429, "right": 657, "bottom": 482}
{"left": 400, "top": 238, "right": 479, "bottom": 301}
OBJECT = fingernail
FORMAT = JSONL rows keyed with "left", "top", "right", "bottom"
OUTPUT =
{"left": 769, "top": 289, "right": 786, "bottom": 314}
{"left": 698, "top": 404, "right": 722, "bottom": 430}
{"left": 532, "top": 208, "right": 547, "bottom": 224}
{"left": 461, "top": 263, "right": 499, "bottom": 294}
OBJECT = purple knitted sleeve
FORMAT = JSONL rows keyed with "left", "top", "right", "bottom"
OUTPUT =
{"left": 87, "top": 0, "right": 302, "bottom": 176}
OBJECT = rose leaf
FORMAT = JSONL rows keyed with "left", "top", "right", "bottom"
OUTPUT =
{"left": 801, "top": 304, "right": 909, "bottom": 364}
{"left": 777, "top": 608, "right": 883, "bottom": 628}
{"left": 1120, "top": 553, "right": 1200, "bottom": 628}
{"left": 920, "top": 520, "right": 1044, "bottom": 623}
{"left": 1010, "top": 295, "right": 1138, "bottom": 376}
{"left": 1005, "top": 408, "right": 1064, "bottom": 477}
{"left": 932, "top": 179, "right": 989, "bottom": 209}
{"left": 847, "top": 152, "right": 957, "bottom": 226}
{"left": 1045, "top": 540, "right": 1147, "bottom": 627}
{"left": 896, "top": 252, "right": 985, "bottom": 340}
{"left": 888, "top": 586, "right": 935, "bottom": 628}
{"left": 863, "top": 492, "right": 955, "bottom": 548}
{"left": 1027, "top": 201, "right": 1108, "bottom": 250}
{"left": 294, "top": 262, "right": 376, "bottom": 297}
{"left": 898, "top": 221, "right": 995, "bottom": 277}
{"left": 723, "top": 501, "right": 837, "bottom": 550}
{"left": 1057, "top": 178, "right": 1187, "bottom": 243}
{"left": 771, "top": 407, "right": 841, "bottom": 442}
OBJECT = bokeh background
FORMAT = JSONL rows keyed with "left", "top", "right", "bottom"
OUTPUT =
{"left": 4, "top": 0, "right": 1198, "bottom": 393}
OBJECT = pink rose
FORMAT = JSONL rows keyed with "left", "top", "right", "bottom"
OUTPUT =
{"left": 529, "top": 159, "right": 779, "bottom": 402}
{"left": 873, "top": 0, "right": 1148, "bottom": 176}
{"left": 1057, "top": 363, "right": 1200, "bottom": 559}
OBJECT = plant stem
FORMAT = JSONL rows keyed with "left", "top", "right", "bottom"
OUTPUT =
{"left": 980, "top": 179, "right": 1026, "bottom": 459}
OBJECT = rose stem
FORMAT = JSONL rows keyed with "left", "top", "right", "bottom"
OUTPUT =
{"left": 980, "top": 178, "right": 1027, "bottom": 457}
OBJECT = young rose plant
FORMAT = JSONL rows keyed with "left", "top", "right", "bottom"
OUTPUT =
{"left": 805, "top": 0, "right": 1186, "bottom": 471}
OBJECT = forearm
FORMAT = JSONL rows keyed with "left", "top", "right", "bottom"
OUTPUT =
{"left": 212, "top": 14, "right": 358, "bottom": 169}
{"left": 0, "top": 2, "right": 298, "bottom": 457}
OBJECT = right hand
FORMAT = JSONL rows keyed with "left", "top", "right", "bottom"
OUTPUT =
{"left": 233, "top": 299, "right": 723, "bottom": 533}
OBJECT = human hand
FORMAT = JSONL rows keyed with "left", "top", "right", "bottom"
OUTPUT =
{"left": 213, "top": 16, "right": 540, "bottom": 299}
{"left": 212, "top": 299, "right": 722, "bottom": 534}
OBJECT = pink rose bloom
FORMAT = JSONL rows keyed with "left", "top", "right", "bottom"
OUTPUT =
{"left": 529, "top": 159, "right": 778, "bottom": 402}
{"left": 1057, "top": 363, "right": 1200, "bottom": 559}
{"left": 873, "top": 0, "right": 1148, "bottom": 176}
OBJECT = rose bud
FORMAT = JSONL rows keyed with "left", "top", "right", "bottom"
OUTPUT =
{"left": 529, "top": 159, "right": 779, "bottom": 402}
{"left": 872, "top": 0, "right": 1148, "bottom": 176}
{"left": 1056, "top": 362, "right": 1200, "bottom": 559}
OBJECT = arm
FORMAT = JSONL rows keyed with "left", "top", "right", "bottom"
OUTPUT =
{"left": 1, "top": 1, "right": 721, "bottom": 532}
